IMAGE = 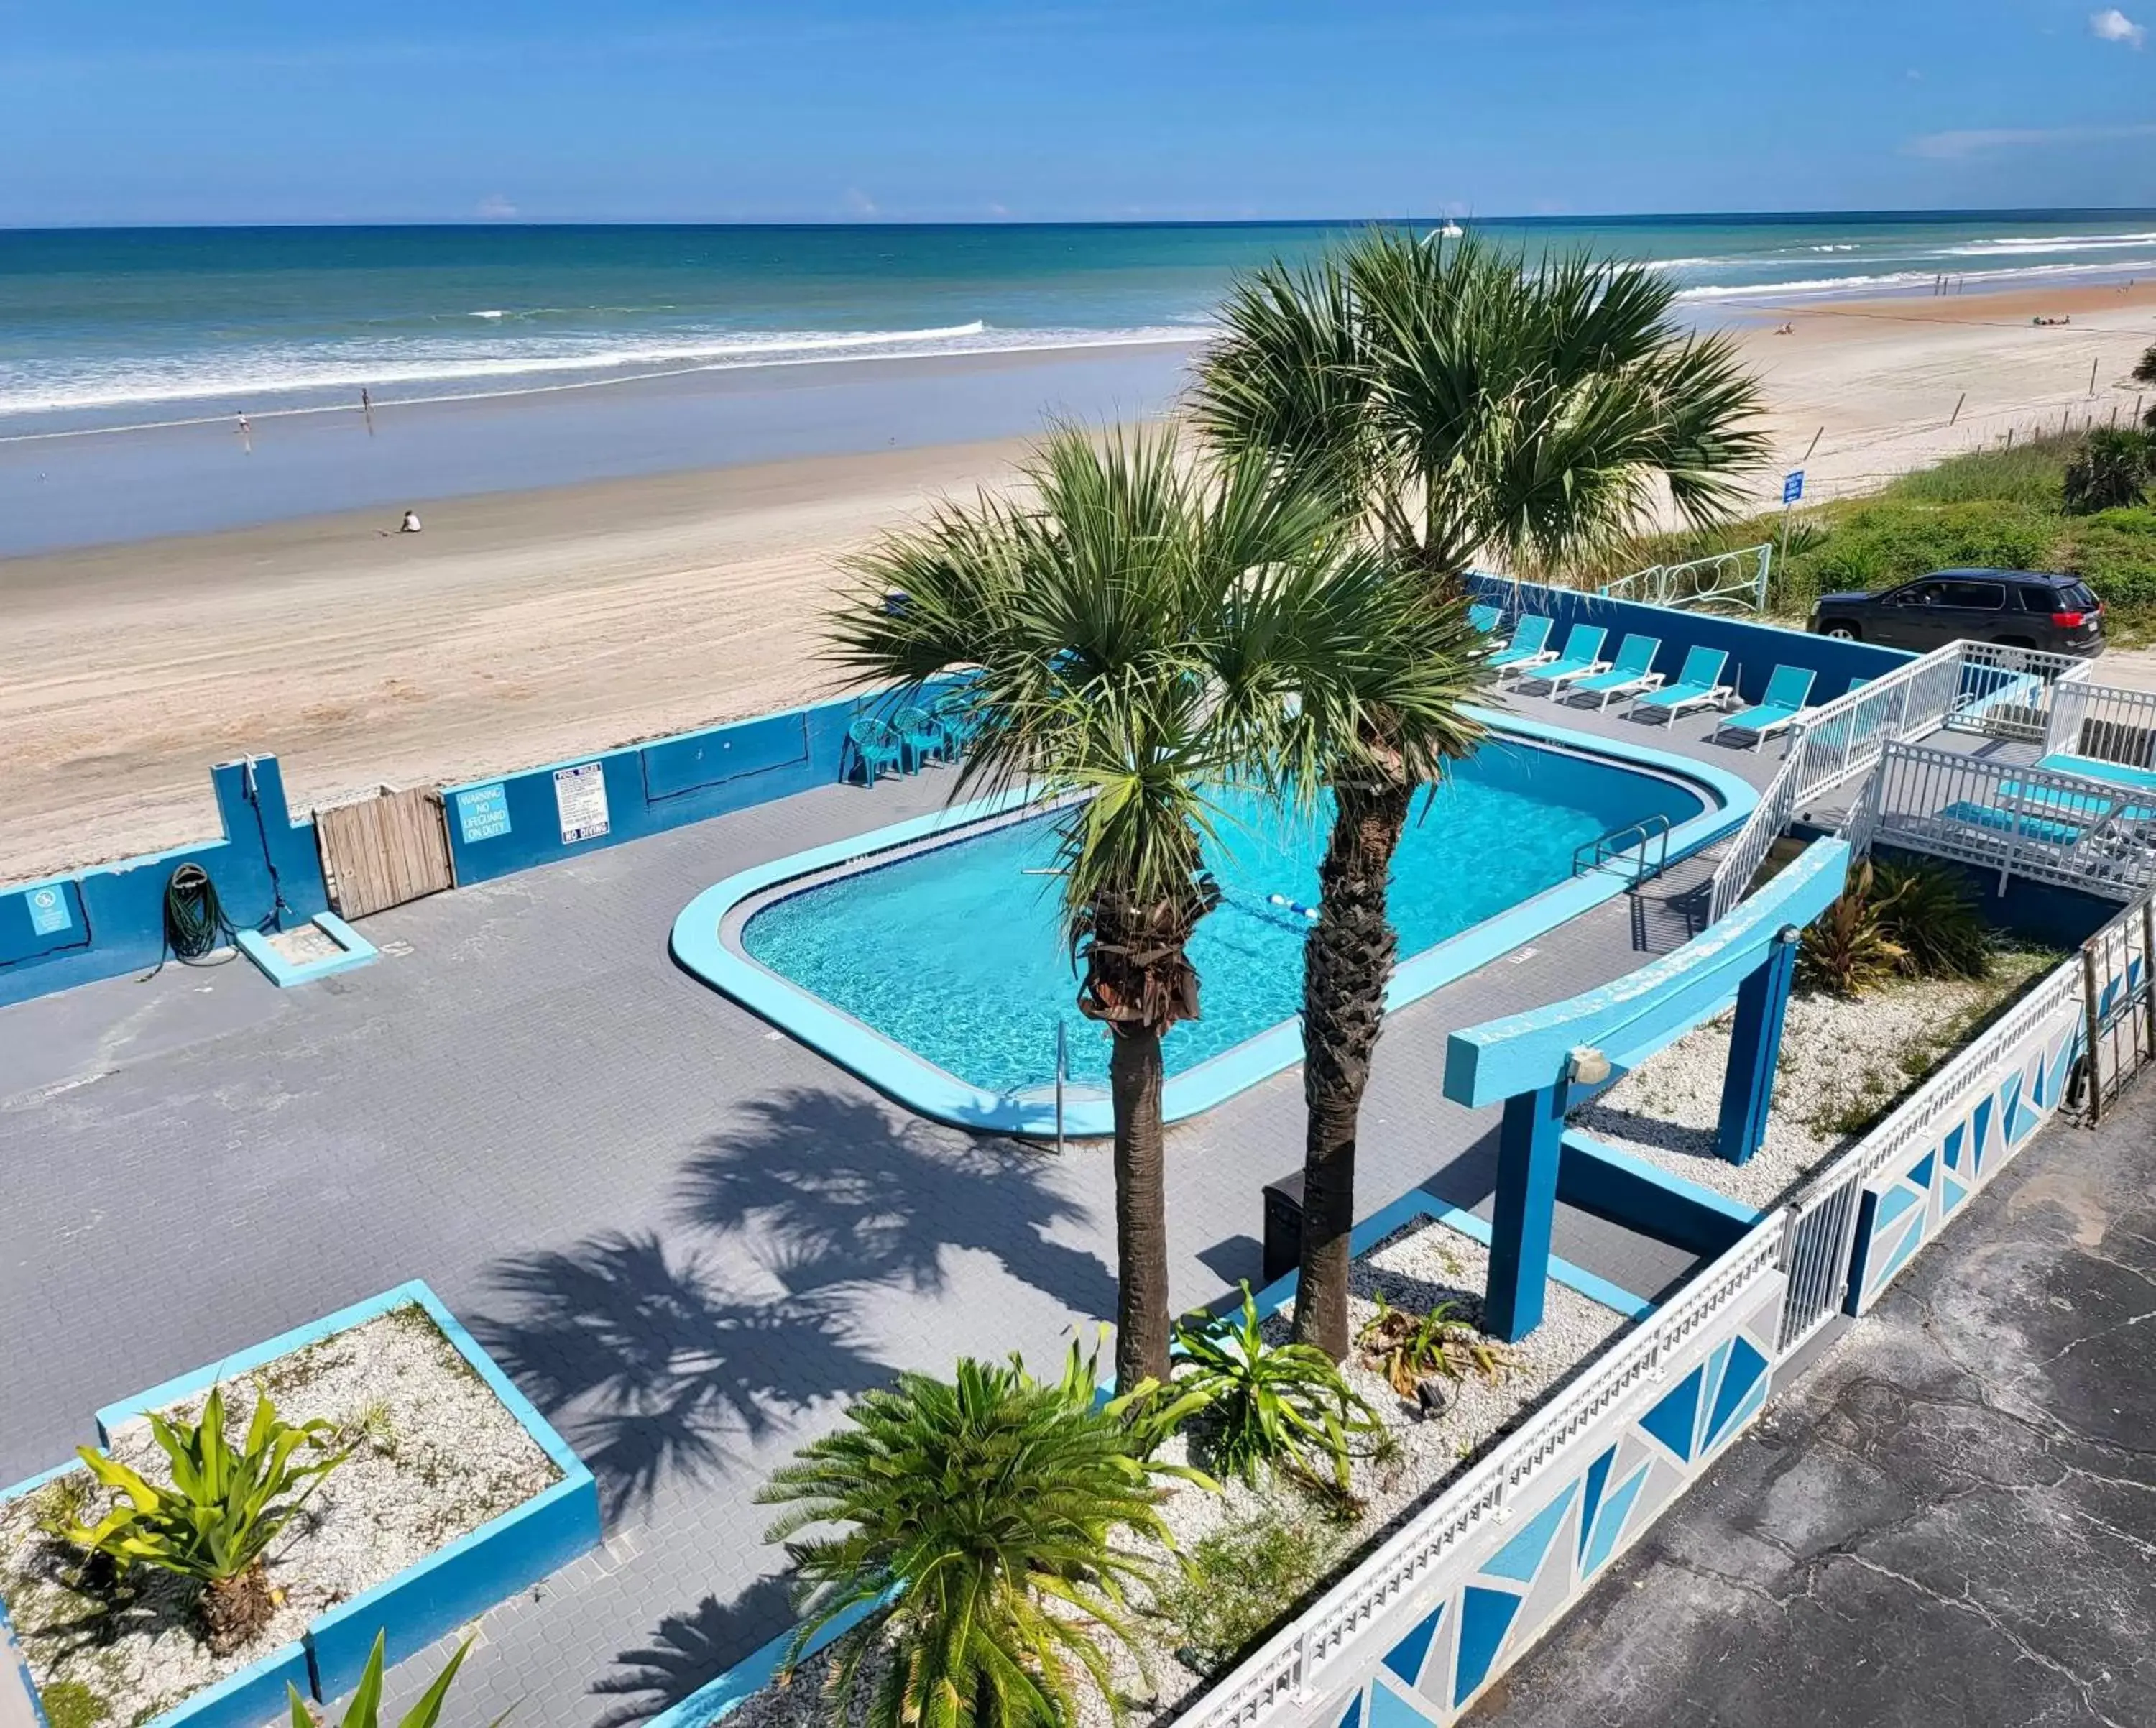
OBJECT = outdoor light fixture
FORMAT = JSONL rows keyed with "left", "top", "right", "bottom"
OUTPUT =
{"left": 1567, "top": 1044, "right": 1612, "bottom": 1085}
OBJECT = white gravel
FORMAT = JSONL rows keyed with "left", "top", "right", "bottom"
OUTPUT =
{"left": 0, "top": 1303, "right": 561, "bottom": 1728}
{"left": 1570, "top": 950, "right": 2060, "bottom": 1213}
{"left": 719, "top": 1215, "right": 1630, "bottom": 1728}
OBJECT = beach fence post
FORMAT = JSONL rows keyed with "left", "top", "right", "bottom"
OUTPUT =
{"left": 1949, "top": 391, "right": 1965, "bottom": 426}
{"left": 2089, "top": 357, "right": 2099, "bottom": 397}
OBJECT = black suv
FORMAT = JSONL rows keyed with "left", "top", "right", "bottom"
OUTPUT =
{"left": 1810, "top": 569, "right": 2105, "bottom": 656}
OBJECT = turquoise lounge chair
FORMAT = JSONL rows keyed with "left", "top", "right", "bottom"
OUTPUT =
{"left": 893, "top": 705, "right": 946, "bottom": 771}
{"left": 1513, "top": 625, "right": 1609, "bottom": 694}
{"left": 1488, "top": 614, "right": 1556, "bottom": 677}
{"left": 1629, "top": 645, "right": 1733, "bottom": 724}
{"left": 2033, "top": 752, "right": 2156, "bottom": 794}
{"left": 1468, "top": 602, "right": 1502, "bottom": 634}
{"left": 1712, "top": 664, "right": 1817, "bottom": 750}
{"left": 847, "top": 717, "right": 903, "bottom": 787}
{"left": 1999, "top": 781, "right": 2156, "bottom": 827}
{"left": 1566, "top": 633, "right": 1664, "bottom": 710}
{"left": 1939, "top": 799, "right": 2086, "bottom": 850}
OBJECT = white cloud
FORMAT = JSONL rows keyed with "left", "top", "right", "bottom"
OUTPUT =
{"left": 474, "top": 193, "right": 517, "bottom": 220}
{"left": 2091, "top": 8, "right": 2147, "bottom": 46}
{"left": 1907, "top": 120, "right": 2156, "bottom": 158}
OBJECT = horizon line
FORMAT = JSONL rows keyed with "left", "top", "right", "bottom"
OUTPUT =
{"left": 9, "top": 204, "right": 2156, "bottom": 235}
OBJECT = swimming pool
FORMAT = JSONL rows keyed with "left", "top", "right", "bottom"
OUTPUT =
{"left": 672, "top": 709, "right": 1756, "bottom": 1134}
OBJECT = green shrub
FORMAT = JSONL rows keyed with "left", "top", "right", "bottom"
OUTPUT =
{"left": 1150, "top": 1512, "right": 1337, "bottom": 1673}
{"left": 2063, "top": 430, "right": 2154, "bottom": 515}
{"left": 1871, "top": 860, "right": 1992, "bottom": 980}
{"left": 287, "top": 1631, "right": 497, "bottom": 1728}
{"left": 759, "top": 1354, "right": 1202, "bottom": 1728}
{"left": 1170, "top": 1284, "right": 1385, "bottom": 1493}
{"left": 66, "top": 1386, "right": 348, "bottom": 1655}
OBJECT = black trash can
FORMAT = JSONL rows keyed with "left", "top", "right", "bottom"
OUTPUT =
{"left": 1261, "top": 1170, "right": 1305, "bottom": 1285}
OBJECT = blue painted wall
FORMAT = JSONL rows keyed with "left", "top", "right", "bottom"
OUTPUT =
{"left": 1866, "top": 841, "right": 2120, "bottom": 950}
{"left": 0, "top": 756, "right": 327, "bottom": 1011}
{"left": 443, "top": 686, "right": 936, "bottom": 886}
{"left": 1470, "top": 578, "right": 1913, "bottom": 704}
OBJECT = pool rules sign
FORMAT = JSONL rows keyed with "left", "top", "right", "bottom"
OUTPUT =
{"left": 554, "top": 761, "right": 611, "bottom": 844}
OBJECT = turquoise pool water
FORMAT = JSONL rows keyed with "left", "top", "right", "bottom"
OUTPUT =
{"left": 740, "top": 740, "right": 1703, "bottom": 1095}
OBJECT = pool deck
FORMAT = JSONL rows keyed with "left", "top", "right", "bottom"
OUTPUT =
{"left": 0, "top": 694, "right": 1788, "bottom": 1725}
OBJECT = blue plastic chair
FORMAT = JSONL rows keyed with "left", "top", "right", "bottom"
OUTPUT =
{"left": 1512, "top": 625, "right": 1609, "bottom": 694}
{"left": 1468, "top": 602, "right": 1502, "bottom": 635}
{"left": 1488, "top": 615, "right": 1556, "bottom": 678}
{"left": 931, "top": 687, "right": 977, "bottom": 757}
{"left": 1566, "top": 634, "right": 1663, "bottom": 709}
{"left": 1630, "top": 645, "right": 1732, "bottom": 723}
{"left": 893, "top": 706, "right": 946, "bottom": 771}
{"left": 847, "top": 717, "right": 903, "bottom": 786}
{"left": 1712, "top": 664, "right": 1818, "bottom": 750}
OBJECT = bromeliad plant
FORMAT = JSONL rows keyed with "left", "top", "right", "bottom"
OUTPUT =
{"left": 1354, "top": 1295, "right": 1512, "bottom": 1397}
{"left": 1169, "top": 1284, "right": 1385, "bottom": 1494}
{"left": 760, "top": 1346, "right": 1208, "bottom": 1728}
{"left": 65, "top": 1385, "right": 349, "bottom": 1654}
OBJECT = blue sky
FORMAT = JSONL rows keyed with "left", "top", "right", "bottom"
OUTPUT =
{"left": 3, "top": 0, "right": 2152, "bottom": 224}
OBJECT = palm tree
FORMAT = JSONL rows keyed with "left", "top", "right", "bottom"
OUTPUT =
{"left": 758, "top": 1354, "right": 1186, "bottom": 1728}
{"left": 1194, "top": 229, "right": 1768, "bottom": 1357}
{"left": 829, "top": 427, "right": 1350, "bottom": 1389}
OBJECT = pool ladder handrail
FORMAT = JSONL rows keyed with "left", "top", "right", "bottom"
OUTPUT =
{"left": 1571, "top": 812, "right": 1672, "bottom": 883}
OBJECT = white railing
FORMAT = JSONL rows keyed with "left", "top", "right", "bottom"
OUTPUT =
{"left": 1182, "top": 1214, "right": 1787, "bottom": 1728}
{"left": 1945, "top": 642, "right": 2089, "bottom": 744}
{"left": 2045, "top": 675, "right": 2156, "bottom": 768}
{"left": 1788, "top": 640, "right": 1966, "bottom": 807}
{"left": 1597, "top": 543, "right": 1772, "bottom": 613}
{"left": 1708, "top": 748, "right": 1802, "bottom": 923}
{"left": 1850, "top": 741, "right": 2156, "bottom": 899}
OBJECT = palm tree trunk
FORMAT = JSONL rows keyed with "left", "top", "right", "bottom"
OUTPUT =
{"left": 1295, "top": 778, "right": 1415, "bottom": 1359}
{"left": 1109, "top": 1025, "right": 1172, "bottom": 1392}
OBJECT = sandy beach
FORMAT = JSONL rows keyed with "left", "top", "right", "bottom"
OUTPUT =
{"left": 5, "top": 279, "right": 2156, "bottom": 885}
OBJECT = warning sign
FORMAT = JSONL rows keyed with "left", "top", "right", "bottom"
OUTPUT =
{"left": 554, "top": 762, "right": 611, "bottom": 844}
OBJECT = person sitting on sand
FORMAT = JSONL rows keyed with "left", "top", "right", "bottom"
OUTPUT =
{"left": 398, "top": 508, "right": 423, "bottom": 533}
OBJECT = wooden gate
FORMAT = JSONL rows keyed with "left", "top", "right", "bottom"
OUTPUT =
{"left": 314, "top": 786, "right": 455, "bottom": 919}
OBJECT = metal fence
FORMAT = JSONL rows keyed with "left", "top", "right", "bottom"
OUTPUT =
{"left": 1943, "top": 641, "right": 2089, "bottom": 745}
{"left": 1597, "top": 543, "right": 1773, "bottom": 613}
{"left": 1708, "top": 749, "right": 1800, "bottom": 923}
{"left": 2081, "top": 891, "right": 2156, "bottom": 1121}
{"left": 1787, "top": 640, "right": 1966, "bottom": 806}
{"left": 1848, "top": 741, "right": 2156, "bottom": 899}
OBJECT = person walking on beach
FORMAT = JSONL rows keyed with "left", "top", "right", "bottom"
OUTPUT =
{"left": 235, "top": 411, "right": 252, "bottom": 454}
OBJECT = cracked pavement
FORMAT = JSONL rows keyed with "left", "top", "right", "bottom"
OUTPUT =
{"left": 1474, "top": 1065, "right": 2156, "bottom": 1728}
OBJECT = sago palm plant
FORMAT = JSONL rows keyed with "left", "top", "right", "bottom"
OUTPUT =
{"left": 831, "top": 426, "right": 1393, "bottom": 1389}
{"left": 759, "top": 1354, "right": 1197, "bottom": 1728}
{"left": 1194, "top": 229, "right": 1768, "bottom": 1356}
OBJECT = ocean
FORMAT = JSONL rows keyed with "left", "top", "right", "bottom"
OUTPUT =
{"left": 6, "top": 211, "right": 2156, "bottom": 435}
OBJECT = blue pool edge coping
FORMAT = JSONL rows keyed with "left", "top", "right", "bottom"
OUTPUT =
{"left": 638, "top": 1182, "right": 1655, "bottom": 1728}
{"left": 1, "top": 1282, "right": 598, "bottom": 1728}
{"left": 669, "top": 706, "right": 1763, "bottom": 1138}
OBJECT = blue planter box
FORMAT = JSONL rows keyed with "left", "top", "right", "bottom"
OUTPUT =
{"left": 4, "top": 1282, "right": 598, "bottom": 1728}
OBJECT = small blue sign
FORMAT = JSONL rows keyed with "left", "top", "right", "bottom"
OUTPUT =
{"left": 1782, "top": 469, "right": 1805, "bottom": 505}
{"left": 26, "top": 884, "right": 73, "bottom": 937}
{"left": 454, "top": 783, "right": 512, "bottom": 844}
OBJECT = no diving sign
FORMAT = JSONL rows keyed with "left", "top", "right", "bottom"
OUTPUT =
{"left": 26, "top": 884, "right": 72, "bottom": 937}
{"left": 554, "top": 761, "right": 612, "bottom": 845}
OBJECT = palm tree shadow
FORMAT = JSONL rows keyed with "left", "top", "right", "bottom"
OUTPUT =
{"left": 673, "top": 1089, "right": 1115, "bottom": 1318}
{"left": 591, "top": 1576, "right": 799, "bottom": 1727}
{"left": 469, "top": 1228, "right": 887, "bottom": 1521}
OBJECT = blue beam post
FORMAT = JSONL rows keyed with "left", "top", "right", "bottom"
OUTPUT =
{"left": 1486, "top": 1078, "right": 1567, "bottom": 1341}
{"left": 1715, "top": 925, "right": 1800, "bottom": 1165}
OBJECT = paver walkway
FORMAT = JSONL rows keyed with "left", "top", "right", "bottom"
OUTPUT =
{"left": 1476, "top": 1063, "right": 2156, "bottom": 1728}
{"left": 0, "top": 700, "right": 1780, "bottom": 1724}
